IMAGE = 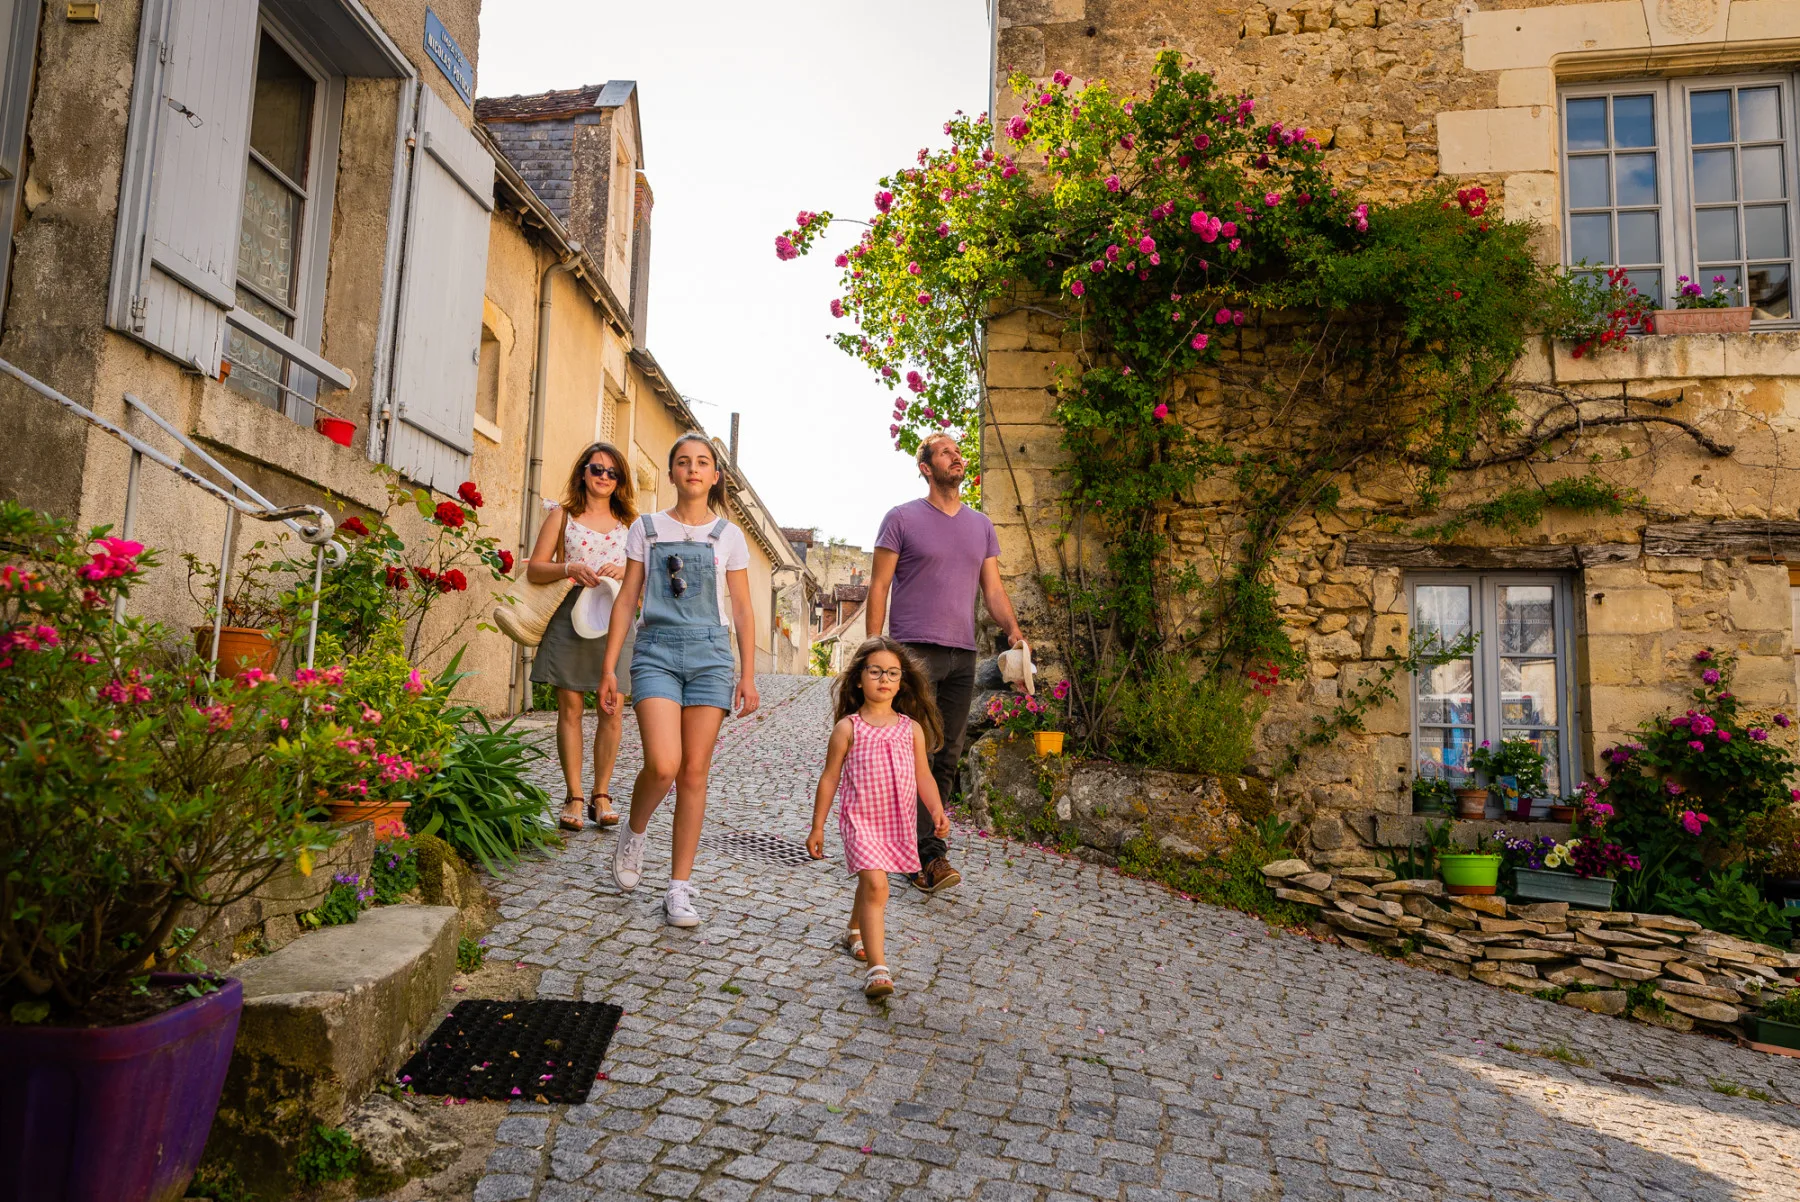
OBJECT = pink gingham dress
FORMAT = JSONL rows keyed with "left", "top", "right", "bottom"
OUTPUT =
{"left": 837, "top": 713, "right": 921, "bottom": 875}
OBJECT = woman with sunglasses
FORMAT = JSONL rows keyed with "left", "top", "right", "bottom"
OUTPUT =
{"left": 600, "top": 433, "right": 760, "bottom": 927}
{"left": 527, "top": 441, "right": 637, "bottom": 832}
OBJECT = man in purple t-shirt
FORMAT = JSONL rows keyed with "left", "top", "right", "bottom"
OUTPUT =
{"left": 867, "top": 433, "right": 1024, "bottom": 894}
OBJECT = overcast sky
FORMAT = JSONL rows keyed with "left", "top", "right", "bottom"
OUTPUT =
{"left": 477, "top": 1, "right": 993, "bottom": 548}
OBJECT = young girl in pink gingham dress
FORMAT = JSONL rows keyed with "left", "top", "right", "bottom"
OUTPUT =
{"left": 808, "top": 637, "right": 948, "bottom": 999}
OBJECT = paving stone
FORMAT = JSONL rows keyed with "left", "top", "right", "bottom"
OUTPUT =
{"left": 460, "top": 678, "right": 1800, "bottom": 1202}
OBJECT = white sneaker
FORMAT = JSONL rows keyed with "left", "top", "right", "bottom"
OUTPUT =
{"left": 664, "top": 880, "right": 701, "bottom": 928}
{"left": 612, "top": 829, "right": 646, "bottom": 892}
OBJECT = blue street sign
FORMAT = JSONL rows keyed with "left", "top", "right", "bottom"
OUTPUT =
{"left": 423, "top": 9, "right": 473, "bottom": 106}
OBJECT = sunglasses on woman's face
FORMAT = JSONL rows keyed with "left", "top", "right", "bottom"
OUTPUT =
{"left": 585, "top": 463, "right": 622, "bottom": 481}
{"left": 664, "top": 554, "right": 688, "bottom": 597}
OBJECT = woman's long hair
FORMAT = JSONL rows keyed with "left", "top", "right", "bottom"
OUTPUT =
{"left": 834, "top": 636, "right": 944, "bottom": 752}
{"left": 561, "top": 442, "right": 637, "bottom": 524}
{"left": 667, "top": 432, "right": 728, "bottom": 512}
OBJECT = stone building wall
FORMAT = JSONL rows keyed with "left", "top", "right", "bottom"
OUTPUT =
{"left": 984, "top": 0, "right": 1800, "bottom": 863}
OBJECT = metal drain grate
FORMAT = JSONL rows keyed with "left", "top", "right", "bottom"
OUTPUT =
{"left": 698, "top": 829, "right": 818, "bottom": 866}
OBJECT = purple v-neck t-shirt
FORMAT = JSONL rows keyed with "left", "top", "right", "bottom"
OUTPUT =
{"left": 875, "top": 498, "right": 1000, "bottom": 651}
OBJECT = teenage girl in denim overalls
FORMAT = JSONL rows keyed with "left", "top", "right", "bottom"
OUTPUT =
{"left": 599, "top": 433, "right": 760, "bottom": 927}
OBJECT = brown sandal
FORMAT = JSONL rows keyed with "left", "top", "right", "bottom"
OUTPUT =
{"left": 588, "top": 791, "right": 621, "bottom": 827}
{"left": 557, "top": 794, "right": 585, "bottom": 832}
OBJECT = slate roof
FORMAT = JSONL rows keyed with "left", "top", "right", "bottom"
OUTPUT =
{"left": 475, "top": 81, "right": 636, "bottom": 123}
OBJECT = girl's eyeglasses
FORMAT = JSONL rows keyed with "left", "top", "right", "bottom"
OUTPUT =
{"left": 664, "top": 555, "right": 688, "bottom": 597}
{"left": 585, "top": 464, "right": 622, "bottom": 481}
{"left": 862, "top": 666, "right": 903, "bottom": 683}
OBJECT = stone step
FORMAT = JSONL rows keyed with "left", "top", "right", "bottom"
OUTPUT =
{"left": 206, "top": 904, "right": 461, "bottom": 1191}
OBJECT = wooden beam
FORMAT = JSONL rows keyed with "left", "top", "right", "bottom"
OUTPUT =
{"left": 1344, "top": 542, "right": 1640, "bottom": 570}
{"left": 1642, "top": 521, "right": 1800, "bottom": 559}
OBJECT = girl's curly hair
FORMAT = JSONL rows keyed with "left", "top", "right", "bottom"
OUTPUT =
{"left": 834, "top": 636, "right": 944, "bottom": 752}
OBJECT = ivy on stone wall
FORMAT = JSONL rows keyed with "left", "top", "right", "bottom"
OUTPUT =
{"left": 778, "top": 52, "right": 1721, "bottom": 759}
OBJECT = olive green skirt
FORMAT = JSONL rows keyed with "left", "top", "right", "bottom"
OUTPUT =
{"left": 530, "top": 586, "right": 632, "bottom": 695}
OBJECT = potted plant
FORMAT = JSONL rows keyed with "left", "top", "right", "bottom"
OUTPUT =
{"left": 1655, "top": 273, "right": 1751, "bottom": 335}
{"left": 1452, "top": 781, "right": 1490, "bottom": 819}
{"left": 1412, "top": 774, "right": 1454, "bottom": 815}
{"left": 1439, "top": 834, "right": 1505, "bottom": 896}
{"left": 986, "top": 679, "right": 1067, "bottom": 755}
{"left": 184, "top": 539, "right": 296, "bottom": 679}
{"left": 1468, "top": 738, "right": 1549, "bottom": 821}
{"left": 1509, "top": 837, "right": 1638, "bottom": 909}
{"left": 1746, "top": 986, "right": 1800, "bottom": 1053}
{"left": 0, "top": 505, "right": 328, "bottom": 1201}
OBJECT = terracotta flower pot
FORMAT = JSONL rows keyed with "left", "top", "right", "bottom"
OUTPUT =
{"left": 326, "top": 799, "right": 410, "bottom": 826}
{"left": 1033, "top": 731, "right": 1065, "bottom": 756}
{"left": 1653, "top": 306, "right": 1752, "bottom": 335}
{"left": 1548, "top": 804, "right": 1576, "bottom": 823}
{"left": 192, "top": 626, "right": 277, "bottom": 679}
{"left": 1453, "top": 787, "right": 1489, "bottom": 819}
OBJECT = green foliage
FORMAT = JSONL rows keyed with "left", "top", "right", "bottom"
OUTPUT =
{"left": 809, "top": 642, "right": 833, "bottom": 677}
{"left": 0, "top": 504, "right": 328, "bottom": 1016}
{"left": 1117, "top": 815, "right": 1311, "bottom": 927}
{"left": 411, "top": 709, "right": 554, "bottom": 874}
{"left": 456, "top": 935, "right": 487, "bottom": 974}
{"left": 1382, "top": 817, "right": 1454, "bottom": 880}
{"left": 291, "top": 1124, "right": 360, "bottom": 1186}
{"left": 1468, "top": 737, "right": 1550, "bottom": 800}
{"left": 1099, "top": 656, "right": 1262, "bottom": 776}
{"left": 370, "top": 834, "right": 420, "bottom": 904}
{"left": 1759, "top": 986, "right": 1800, "bottom": 1024}
{"left": 984, "top": 689, "right": 1063, "bottom": 736}
{"left": 1411, "top": 775, "right": 1454, "bottom": 813}
{"left": 1746, "top": 804, "right": 1800, "bottom": 877}
{"left": 300, "top": 874, "right": 368, "bottom": 930}
{"left": 185, "top": 1161, "right": 256, "bottom": 1202}
{"left": 1655, "top": 864, "right": 1792, "bottom": 946}
{"left": 1626, "top": 980, "right": 1666, "bottom": 1015}
{"left": 1553, "top": 265, "right": 1657, "bottom": 358}
{"left": 1419, "top": 471, "right": 1635, "bottom": 540}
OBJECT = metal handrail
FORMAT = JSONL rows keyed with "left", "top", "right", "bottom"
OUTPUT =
{"left": 0, "top": 355, "right": 338, "bottom": 672}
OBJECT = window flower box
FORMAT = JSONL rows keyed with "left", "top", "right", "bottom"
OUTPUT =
{"left": 1744, "top": 1015, "right": 1800, "bottom": 1055}
{"left": 1653, "top": 306, "right": 1752, "bottom": 335}
{"left": 1512, "top": 867, "right": 1616, "bottom": 909}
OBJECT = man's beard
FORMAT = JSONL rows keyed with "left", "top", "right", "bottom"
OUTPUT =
{"left": 929, "top": 463, "right": 965, "bottom": 488}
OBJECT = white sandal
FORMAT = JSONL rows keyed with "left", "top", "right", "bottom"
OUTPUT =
{"left": 863, "top": 965, "right": 893, "bottom": 999}
{"left": 842, "top": 927, "right": 866, "bottom": 962}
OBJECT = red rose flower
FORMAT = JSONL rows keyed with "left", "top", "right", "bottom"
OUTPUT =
{"left": 496, "top": 549, "right": 515, "bottom": 573}
{"left": 442, "top": 569, "right": 468, "bottom": 592}
{"left": 413, "top": 566, "right": 437, "bottom": 585}
{"left": 457, "top": 481, "right": 484, "bottom": 509}
{"left": 434, "top": 501, "right": 467, "bottom": 528}
{"left": 341, "top": 516, "right": 370, "bottom": 537}
{"left": 385, "top": 566, "right": 409, "bottom": 590}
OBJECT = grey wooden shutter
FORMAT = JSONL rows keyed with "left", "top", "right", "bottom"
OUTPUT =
{"left": 107, "top": 0, "right": 258, "bottom": 374}
{"left": 385, "top": 85, "right": 493, "bottom": 491}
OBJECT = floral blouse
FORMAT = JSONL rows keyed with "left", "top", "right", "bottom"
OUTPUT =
{"left": 557, "top": 505, "right": 627, "bottom": 571}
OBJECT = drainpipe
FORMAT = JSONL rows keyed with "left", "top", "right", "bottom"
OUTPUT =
{"left": 510, "top": 243, "right": 583, "bottom": 714}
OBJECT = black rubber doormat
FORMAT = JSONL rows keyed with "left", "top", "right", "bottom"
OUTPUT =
{"left": 396, "top": 999, "right": 622, "bottom": 1103}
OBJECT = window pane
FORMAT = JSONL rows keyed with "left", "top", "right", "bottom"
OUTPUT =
{"left": 1497, "top": 585, "right": 1555, "bottom": 653}
{"left": 1613, "top": 94, "right": 1656, "bottom": 148}
{"left": 1625, "top": 269, "right": 1663, "bottom": 305}
{"left": 1617, "top": 210, "right": 1659, "bottom": 264}
{"left": 239, "top": 160, "right": 300, "bottom": 306}
{"left": 1706, "top": 265, "right": 1742, "bottom": 291}
{"left": 1691, "top": 89, "right": 1733, "bottom": 144}
{"left": 1570, "top": 213, "right": 1612, "bottom": 264}
{"left": 1740, "top": 86, "right": 1782, "bottom": 143}
{"left": 1745, "top": 205, "right": 1789, "bottom": 260}
{"left": 1500, "top": 658, "right": 1560, "bottom": 726}
{"left": 225, "top": 290, "right": 288, "bottom": 410}
{"left": 1750, "top": 263, "right": 1791, "bottom": 319}
{"left": 249, "top": 33, "right": 314, "bottom": 185}
{"left": 1417, "top": 659, "right": 1474, "bottom": 725}
{"left": 1692, "top": 148, "right": 1737, "bottom": 203}
{"left": 1568, "top": 155, "right": 1610, "bottom": 208}
{"left": 1696, "top": 207, "right": 1741, "bottom": 261}
{"left": 1418, "top": 728, "right": 1476, "bottom": 785}
{"left": 1415, "top": 584, "right": 1472, "bottom": 642}
{"left": 1567, "top": 97, "right": 1608, "bottom": 150}
{"left": 1614, "top": 153, "right": 1657, "bottom": 206}
{"left": 1742, "top": 146, "right": 1785, "bottom": 201}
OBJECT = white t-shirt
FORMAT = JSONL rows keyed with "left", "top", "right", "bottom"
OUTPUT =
{"left": 624, "top": 511, "right": 750, "bottom": 628}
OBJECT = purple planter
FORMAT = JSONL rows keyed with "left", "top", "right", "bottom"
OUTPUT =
{"left": 0, "top": 974, "right": 243, "bottom": 1202}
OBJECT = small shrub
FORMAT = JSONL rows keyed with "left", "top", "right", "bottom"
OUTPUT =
{"left": 301, "top": 874, "right": 369, "bottom": 930}
{"left": 412, "top": 709, "right": 554, "bottom": 873}
{"left": 1117, "top": 815, "right": 1311, "bottom": 927}
{"left": 1758, "top": 987, "right": 1800, "bottom": 1025}
{"left": 369, "top": 832, "right": 419, "bottom": 904}
{"left": 1101, "top": 659, "right": 1262, "bottom": 776}
{"left": 1655, "top": 864, "right": 1791, "bottom": 947}
{"left": 456, "top": 936, "right": 487, "bottom": 974}
{"left": 292, "top": 1124, "right": 360, "bottom": 1186}
{"left": 184, "top": 1162, "right": 255, "bottom": 1202}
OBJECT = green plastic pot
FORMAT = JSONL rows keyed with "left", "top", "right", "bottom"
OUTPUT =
{"left": 1438, "top": 853, "right": 1503, "bottom": 895}
{"left": 1747, "top": 1015, "right": 1800, "bottom": 1052}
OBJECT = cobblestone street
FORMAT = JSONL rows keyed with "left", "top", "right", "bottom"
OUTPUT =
{"left": 474, "top": 676, "right": 1800, "bottom": 1202}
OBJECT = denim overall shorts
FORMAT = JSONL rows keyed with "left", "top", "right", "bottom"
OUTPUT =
{"left": 628, "top": 515, "right": 737, "bottom": 710}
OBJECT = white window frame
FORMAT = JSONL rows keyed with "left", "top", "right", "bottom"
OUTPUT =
{"left": 224, "top": 17, "right": 348, "bottom": 419}
{"left": 1408, "top": 574, "right": 1581, "bottom": 797}
{"left": 1560, "top": 74, "right": 1800, "bottom": 326}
